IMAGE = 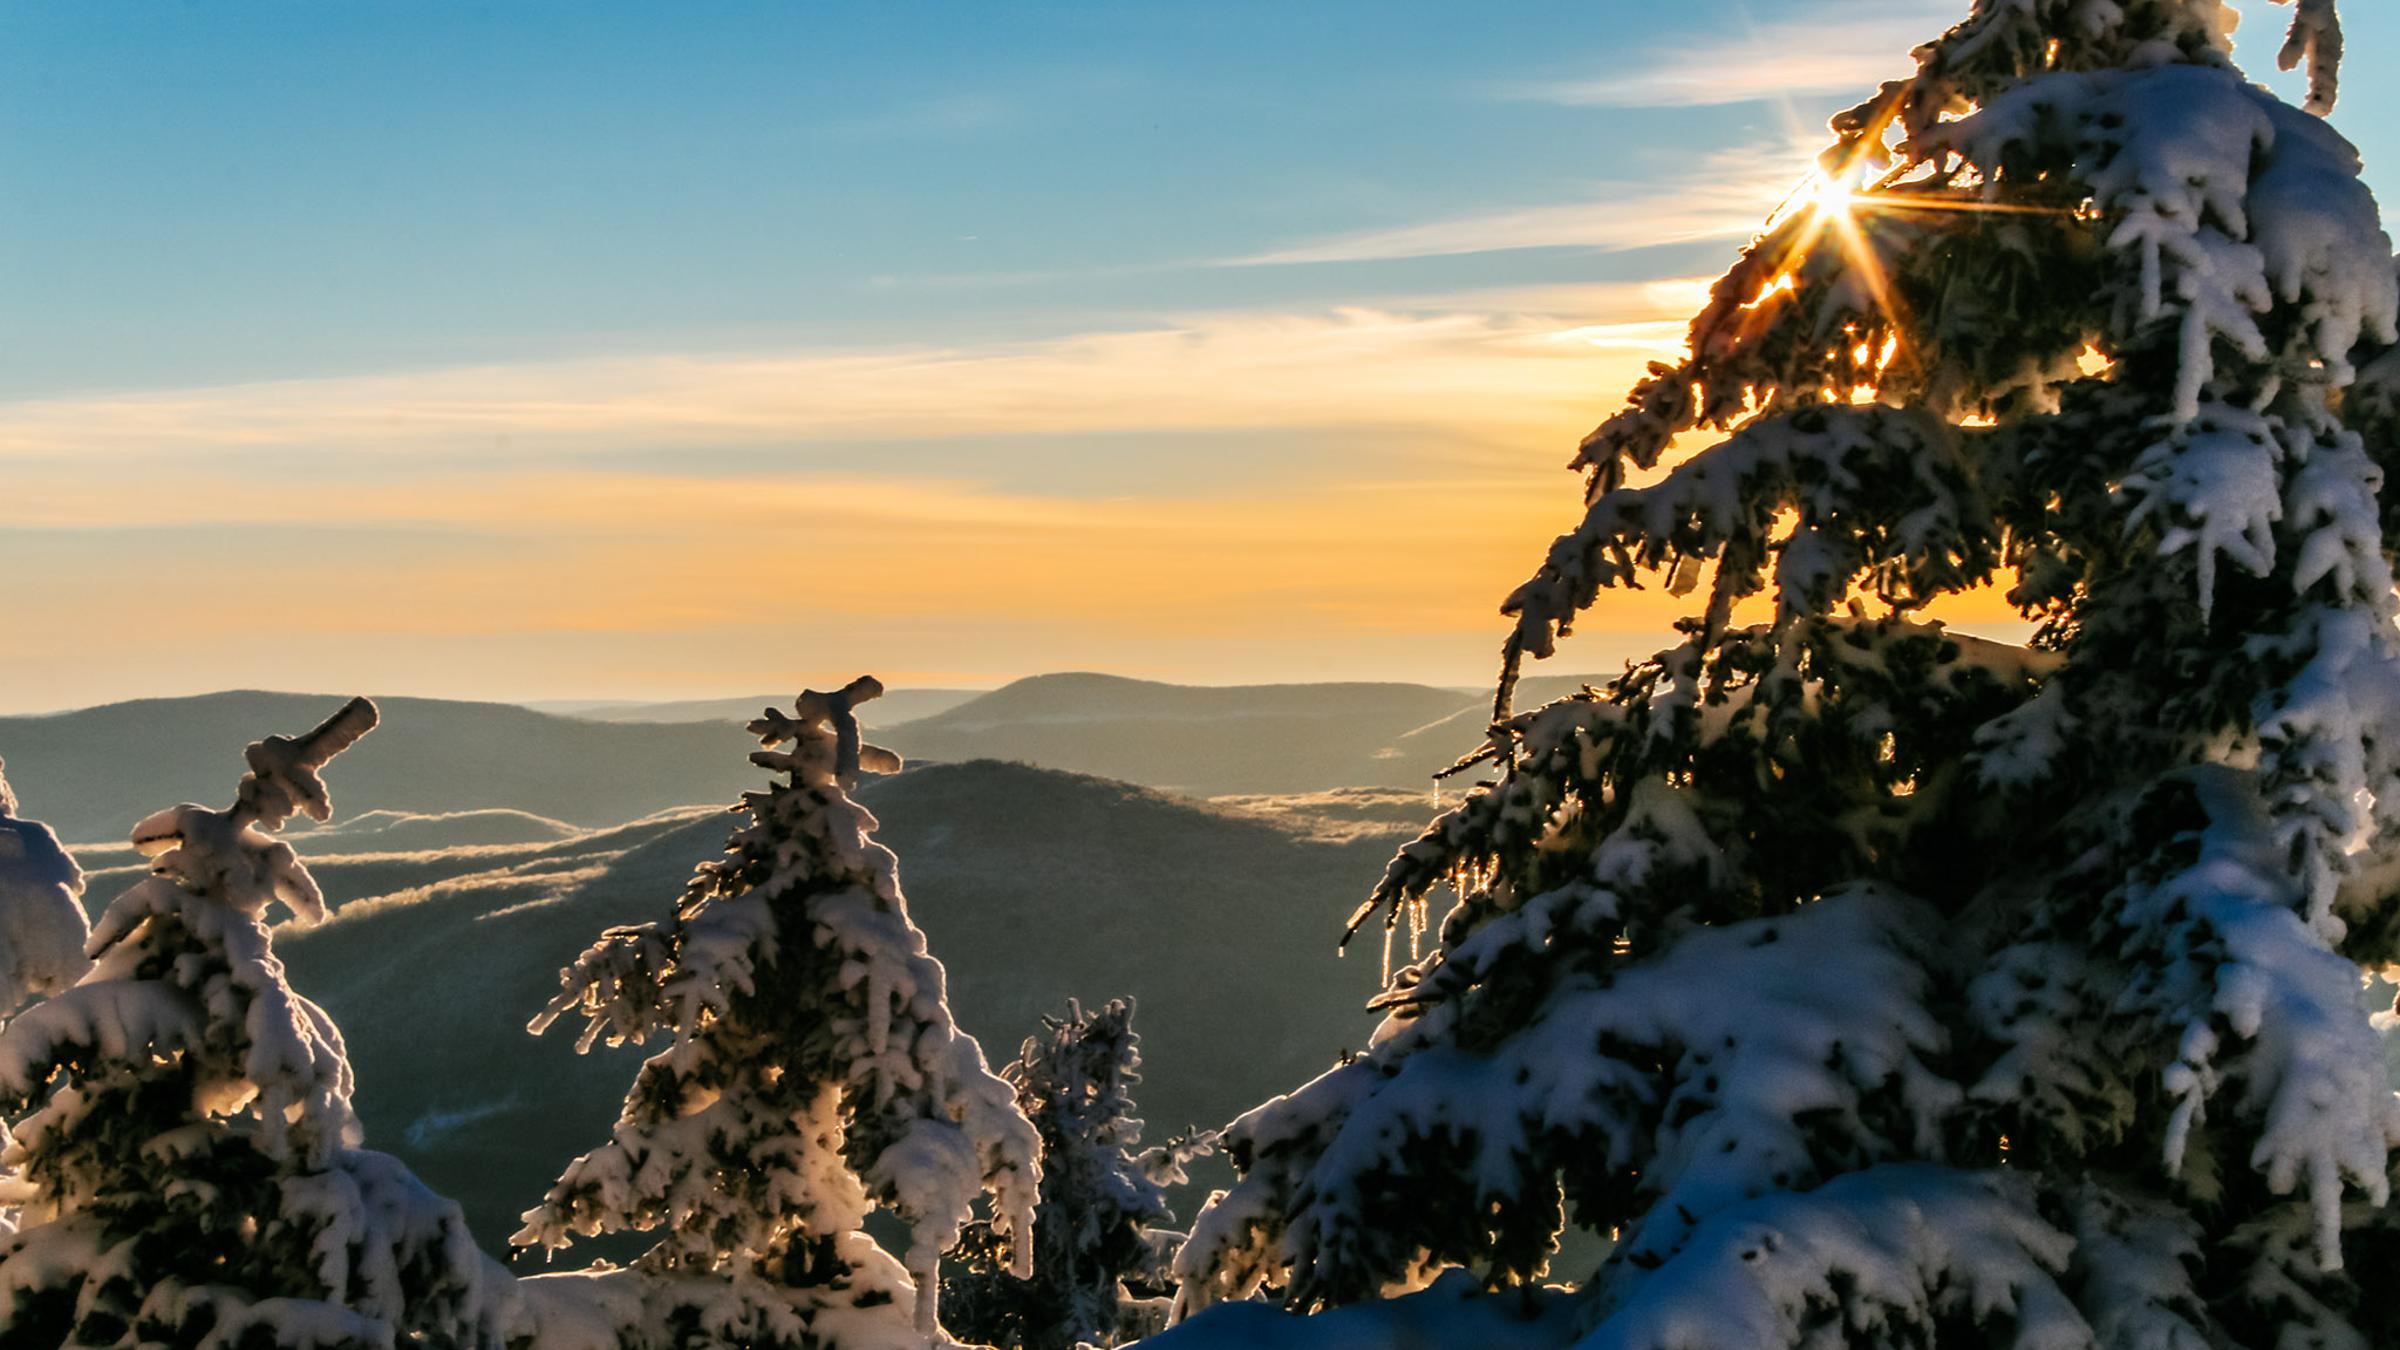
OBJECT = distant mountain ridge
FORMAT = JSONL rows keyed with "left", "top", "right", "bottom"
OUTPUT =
{"left": 1, "top": 673, "right": 1620, "bottom": 844}
{"left": 878, "top": 672, "right": 1609, "bottom": 796}
{"left": 902, "top": 672, "right": 1464, "bottom": 728}
{"left": 539, "top": 688, "right": 981, "bottom": 726}
{"left": 0, "top": 691, "right": 756, "bottom": 844}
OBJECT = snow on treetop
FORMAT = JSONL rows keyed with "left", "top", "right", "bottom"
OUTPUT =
{"left": 0, "top": 758, "right": 90, "bottom": 1013}
{"left": 748, "top": 675, "right": 904, "bottom": 790}
{"left": 125, "top": 695, "right": 379, "bottom": 923}
{"left": 233, "top": 694, "right": 380, "bottom": 831}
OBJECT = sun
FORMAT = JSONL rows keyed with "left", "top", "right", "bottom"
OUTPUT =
{"left": 1808, "top": 171, "right": 1857, "bottom": 216}
{"left": 1772, "top": 166, "right": 1899, "bottom": 339}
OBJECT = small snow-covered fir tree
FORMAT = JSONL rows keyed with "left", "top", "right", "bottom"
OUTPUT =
{"left": 1173, "top": 2, "right": 2400, "bottom": 1346}
{"left": 942, "top": 998, "right": 1212, "bottom": 1350}
{"left": 0, "top": 698, "right": 512, "bottom": 1349}
{"left": 514, "top": 676, "right": 1039, "bottom": 1350}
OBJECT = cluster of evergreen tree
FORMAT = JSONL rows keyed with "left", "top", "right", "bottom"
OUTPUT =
{"left": 0, "top": 684, "right": 1179, "bottom": 1350}
{"left": 2, "top": 1, "right": 2398, "bottom": 1347}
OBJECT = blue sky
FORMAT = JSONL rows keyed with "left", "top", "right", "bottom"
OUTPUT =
{"left": 0, "top": 0, "right": 1818, "bottom": 390}
{"left": 0, "top": 0, "right": 2391, "bottom": 710}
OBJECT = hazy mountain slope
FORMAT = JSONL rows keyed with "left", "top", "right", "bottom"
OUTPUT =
{"left": 261, "top": 761, "right": 1411, "bottom": 1253}
{"left": 1208, "top": 786, "right": 1451, "bottom": 844}
{"left": 316, "top": 807, "right": 585, "bottom": 850}
{"left": 0, "top": 691, "right": 755, "bottom": 844}
{"left": 72, "top": 809, "right": 721, "bottom": 928}
{"left": 272, "top": 808, "right": 723, "bottom": 1255}
{"left": 545, "top": 688, "right": 980, "bottom": 727}
{"left": 6, "top": 675, "right": 1613, "bottom": 849}
{"left": 881, "top": 673, "right": 1479, "bottom": 795}
{"left": 1381, "top": 672, "right": 1620, "bottom": 765}
{"left": 864, "top": 761, "right": 1404, "bottom": 1134}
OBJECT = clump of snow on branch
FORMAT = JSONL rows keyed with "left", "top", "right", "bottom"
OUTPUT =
{"left": 0, "top": 760, "right": 89, "bottom": 1017}
{"left": 1578, "top": 1167, "right": 2086, "bottom": 1349}
{"left": 1176, "top": 887, "right": 1963, "bottom": 1317}
{"left": 1928, "top": 63, "right": 2395, "bottom": 423}
{"left": 2131, "top": 767, "right": 2399, "bottom": 1270}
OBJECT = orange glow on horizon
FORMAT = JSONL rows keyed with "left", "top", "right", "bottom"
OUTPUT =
{"left": 0, "top": 144, "right": 2080, "bottom": 714}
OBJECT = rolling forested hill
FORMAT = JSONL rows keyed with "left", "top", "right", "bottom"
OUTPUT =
{"left": 62, "top": 761, "right": 1422, "bottom": 1251}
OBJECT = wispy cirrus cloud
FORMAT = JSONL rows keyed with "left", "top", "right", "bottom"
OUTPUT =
{"left": 0, "top": 298, "right": 1694, "bottom": 468}
{"left": 1505, "top": 1, "right": 1949, "bottom": 109}
{"left": 0, "top": 288, "right": 1708, "bottom": 708}
{"left": 819, "top": 92, "right": 1020, "bottom": 140}
{"left": 1221, "top": 146, "right": 1808, "bottom": 267}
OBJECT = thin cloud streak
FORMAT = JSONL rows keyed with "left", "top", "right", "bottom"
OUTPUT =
{"left": 1508, "top": 2, "right": 1949, "bottom": 109}
{"left": 1221, "top": 146, "right": 1806, "bottom": 266}
{"left": 0, "top": 302, "right": 1690, "bottom": 466}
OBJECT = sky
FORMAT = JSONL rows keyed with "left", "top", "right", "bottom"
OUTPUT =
{"left": 1, "top": 0, "right": 2393, "bottom": 712}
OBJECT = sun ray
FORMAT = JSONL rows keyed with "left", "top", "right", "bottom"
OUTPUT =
{"left": 1743, "top": 137, "right": 2082, "bottom": 398}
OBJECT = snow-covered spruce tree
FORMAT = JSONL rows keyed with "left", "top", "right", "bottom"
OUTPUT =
{"left": 514, "top": 677, "right": 1039, "bottom": 1350}
{"left": 0, "top": 760, "right": 92, "bottom": 1242}
{"left": 0, "top": 698, "right": 513, "bottom": 1349}
{"left": 942, "top": 998, "right": 1212, "bottom": 1350}
{"left": 0, "top": 761, "right": 90, "bottom": 1023}
{"left": 1172, "top": 3, "right": 2400, "bottom": 1346}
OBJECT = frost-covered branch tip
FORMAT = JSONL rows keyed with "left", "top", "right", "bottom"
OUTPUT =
{"left": 125, "top": 695, "right": 380, "bottom": 925}
{"left": 749, "top": 675, "right": 902, "bottom": 790}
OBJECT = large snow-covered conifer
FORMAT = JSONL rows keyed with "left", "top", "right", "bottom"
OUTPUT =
{"left": 942, "top": 998, "right": 1211, "bottom": 1350}
{"left": 515, "top": 677, "right": 1039, "bottom": 1350}
{"left": 1172, "top": 2, "right": 2400, "bottom": 1345}
{"left": 0, "top": 698, "right": 512, "bottom": 1349}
